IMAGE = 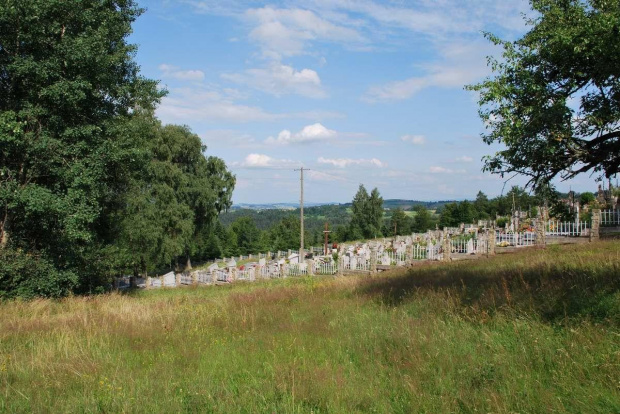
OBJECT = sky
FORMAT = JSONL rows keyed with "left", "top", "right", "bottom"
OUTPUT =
{"left": 129, "top": 0, "right": 603, "bottom": 204}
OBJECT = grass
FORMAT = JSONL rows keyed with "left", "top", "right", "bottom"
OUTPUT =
{"left": 1, "top": 241, "right": 619, "bottom": 413}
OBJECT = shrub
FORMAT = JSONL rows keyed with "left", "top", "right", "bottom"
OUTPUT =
{"left": 0, "top": 248, "right": 78, "bottom": 299}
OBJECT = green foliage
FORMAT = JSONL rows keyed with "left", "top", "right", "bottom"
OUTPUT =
{"left": 386, "top": 207, "right": 411, "bottom": 236}
{"left": 438, "top": 203, "right": 459, "bottom": 228}
{"left": 468, "top": 0, "right": 620, "bottom": 188}
{"left": 0, "top": 1, "right": 234, "bottom": 296}
{"left": 0, "top": 248, "right": 78, "bottom": 299}
{"left": 0, "top": 0, "right": 164, "bottom": 295}
{"left": 269, "top": 216, "right": 301, "bottom": 251}
{"left": 579, "top": 192, "right": 596, "bottom": 206}
{"left": 230, "top": 216, "right": 262, "bottom": 255}
{"left": 412, "top": 205, "right": 433, "bottom": 232}
{"left": 496, "top": 217, "right": 509, "bottom": 228}
{"left": 349, "top": 184, "right": 383, "bottom": 239}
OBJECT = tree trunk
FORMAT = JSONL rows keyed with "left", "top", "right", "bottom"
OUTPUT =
{"left": 0, "top": 207, "right": 9, "bottom": 249}
{"left": 185, "top": 255, "right": 192, "bottom": 271}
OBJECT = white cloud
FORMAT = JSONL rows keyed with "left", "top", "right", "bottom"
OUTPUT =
{"left": 157, "top": 89, "right": 283, "bottom": 123}
{"left": 429, "top": 166, "right": 466, "bottom": 174}
{"left": 245, "top": 6, "right": 364, "bottom": 58}
{"left": 307, "top": 170, "right": 346, "bottom": 182}
{"left": 200, "top": 130, "right": 256, "bottom": 148}
{"left": 401, "top": 134, "right": 426, "bottom": 145}
{"left": 157, "top": 88, "right": 343, "bottom": 124}
{"left": 307, "top": 0, "right": 530, "bottom": 38}
{"left": 266, "top": 123, "right": 337, "bottom": 145}
{"left": 429, "top": 166, "right": 452, "bottom": 174}
{"left": 159, "top": 64, "right": 205, "bottom": 81}
{"left": 222, "top": 63, "right": 326, "bottom": 98}
{"left": 318, "top": 157, "right": 385, "bottom": 168}
{"left": 235, "top": 153, "right": 298, "bottom": 169}
{"left": 363, "top": 40, "right": 500, "bottom": 102}
{"left": 455, "top": 156, "right": 474, "bottom": 162}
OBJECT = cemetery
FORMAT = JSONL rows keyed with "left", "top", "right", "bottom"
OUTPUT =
{"left": 115, "top": 208, "right": 617, "bottom": 290}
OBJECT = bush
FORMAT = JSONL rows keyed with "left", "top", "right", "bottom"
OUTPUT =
{"left": 496, "top": 217, "right": 509, "bottom": 228}
{"left": 0, "top": 248, "right": 78, "bottom": 299}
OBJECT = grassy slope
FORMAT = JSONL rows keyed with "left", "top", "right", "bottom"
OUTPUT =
{"left": 1, "top": 242, "right": 619, "bottom": 413}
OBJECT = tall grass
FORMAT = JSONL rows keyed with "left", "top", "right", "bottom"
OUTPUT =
{"left": 1, "top": 241, "right": 619, "bottom": 413}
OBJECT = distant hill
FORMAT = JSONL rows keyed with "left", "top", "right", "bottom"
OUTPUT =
{"left": 230, "top": 199, "right": 455, "bottom": 211}
{"left": 382, "top": 199, "right": 456, "bottom": 210}
{"left": 230, "top": 202, "right": 338, "bottom": 211}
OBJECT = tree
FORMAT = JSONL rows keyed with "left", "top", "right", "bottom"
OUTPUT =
{"left": 0, "top": 0, "right": 162, "bottom": 295}
{"left": 349, "top": 185, "right": 384, "bottom": 239}
{"left": 456, "top": 201, "right": 476, "bottom": 224}
{"left": 468, "top": 0, "right": 620, "bottom": 189}
{"left": 412, "top": 205, "right": 432, "bottom": 232}
{"left": 473, "top": 191, "right": 491, "bottom": 219}
{"left": 579, "top": 192, "right": 596, "bottom": 206}
{"left": 349, "top": 184, "right": 369, "bottom": 239}
{"left": 269, "top": 216, "right": 300, "bottom": 251}
{"left": 368, "top": 188, "right": 384, "bottom": 237}
{"left": 230, "top": 217, "right": 261, "bottom": 256}
{"left": 387, "top": 207, "right": 410, "bottom": 236}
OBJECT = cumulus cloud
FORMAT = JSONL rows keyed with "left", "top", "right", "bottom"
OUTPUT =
{"left": 266, "top": 123, "right": 337, "bottom": 145}
{"left": 401, "top": 134, "right": 426, "bottom": 145}
{"left": 245, "top": 6, "right": 364, "bottom": 58}
{"left": 318, "top": 157, "right": 385, "bottom": 168}
{"left": 222, "top": 63, "right": 326, "bottom": 98}
{"left": 235, "top": 153, "right": 298, "bottom": 169}
{"left": 159, "top": 64, "right": 205, "bottom": 81}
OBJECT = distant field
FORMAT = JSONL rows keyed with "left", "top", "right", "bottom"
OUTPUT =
{"left": 1, "top": 241, "right": 619, "bottom": 413}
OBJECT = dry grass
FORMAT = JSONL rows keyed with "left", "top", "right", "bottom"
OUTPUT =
{"left": 1, "top": 241, "right": 619, "bottom": 413}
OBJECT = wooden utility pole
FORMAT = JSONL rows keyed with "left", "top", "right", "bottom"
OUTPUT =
{"left": 323, "top": 222, "right": 331, "bottom": 255}
{"left": 294, "top": 167, "right": 309, "bottom": 261}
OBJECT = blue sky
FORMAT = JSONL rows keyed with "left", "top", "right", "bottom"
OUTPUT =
{"left": 130, "top": 0, "right": 601, "bottom": 204}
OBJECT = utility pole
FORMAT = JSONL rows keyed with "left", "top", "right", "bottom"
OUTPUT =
{"left": 294, "top": 167, "right": 309, "bottom": 262}
{"left": 323, "top": 222, "right": 331, "bottom": 255}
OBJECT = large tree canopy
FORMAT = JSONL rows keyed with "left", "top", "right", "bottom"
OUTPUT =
{"left": 0, "top": 1, "right": 235, "bottom": 297}
{"left": 469, "top": 0, "right": 620, "bottom": 188}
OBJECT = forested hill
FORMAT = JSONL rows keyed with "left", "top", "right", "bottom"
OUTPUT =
{"left": 220, "top": 200, "right": 453, "bottom": 230}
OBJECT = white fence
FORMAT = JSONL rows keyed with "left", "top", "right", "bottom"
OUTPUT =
{"left": 287, "top": 263, "right": 308, "bottom": 277}
{"left": 314, "top": 260, "right": 338, "bottom": 275}
{"left": 600, "top": 210, "right": 620, "bottom": 226}
{"left": 545, "top": 220, "right": 588, "bottom": 236}
{"left": 495, "top": 231, "right": 537, "bottom": 247}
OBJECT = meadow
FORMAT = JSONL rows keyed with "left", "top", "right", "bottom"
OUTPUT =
{"left": 1, "top": 241, "right": 619, "bottom": 413}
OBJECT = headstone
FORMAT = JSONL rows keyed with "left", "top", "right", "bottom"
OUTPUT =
{"left": 467, "top": 239, "right": 474, "bottom": 254}
{"left": 590, "top": 209, "right": 600, "bottom": 242}
{"left": 370, "top": 245, "right": 377, "bottom": 272}
{"left": 442, "top": 235, "right": 451, "bottom": 262}
{"left": 163, "top": 271, "right": 176, "bottom": 287}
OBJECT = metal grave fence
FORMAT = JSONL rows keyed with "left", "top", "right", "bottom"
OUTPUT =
{"left": 600, "top": 210, "right": 620, "bottom": 227}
